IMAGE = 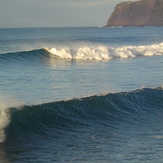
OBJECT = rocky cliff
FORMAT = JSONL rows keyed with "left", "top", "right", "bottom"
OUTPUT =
{"left": 105, "top": 0, "right": 163, "bottom": 27}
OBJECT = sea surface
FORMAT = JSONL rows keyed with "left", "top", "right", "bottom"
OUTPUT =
{"left": 0, "top": 27, "right": 163, "bottom": 162}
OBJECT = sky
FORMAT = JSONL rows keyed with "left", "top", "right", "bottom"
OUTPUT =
{"left": 0, "top": 0, "right": 125, "bottom": 28}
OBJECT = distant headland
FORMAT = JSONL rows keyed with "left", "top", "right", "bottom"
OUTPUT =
{"left": 104, "top": 0, "right": 163, "bottom": 27}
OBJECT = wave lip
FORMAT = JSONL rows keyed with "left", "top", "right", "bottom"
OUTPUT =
{"left": 46, "top": 42, "right": 163, "bottom": 60}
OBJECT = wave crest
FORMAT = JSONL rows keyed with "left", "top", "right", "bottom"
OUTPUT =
{"left": 46, "top": 42, "right": 163, "bottom": 60}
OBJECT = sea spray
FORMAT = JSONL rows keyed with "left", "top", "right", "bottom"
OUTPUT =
{"left": 0, "top": 94, "right": 24, "bottom": 142}
{"left": 0, "top": 109, "right": 10, "bottom": 142}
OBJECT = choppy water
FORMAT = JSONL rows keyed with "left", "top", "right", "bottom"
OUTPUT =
{"left": 0, "top": 27, "right": 163, "bottom": 162}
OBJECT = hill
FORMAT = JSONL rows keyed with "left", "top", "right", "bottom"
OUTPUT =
{"left": 105, "top": 0, "right": 163, "bottom": 27}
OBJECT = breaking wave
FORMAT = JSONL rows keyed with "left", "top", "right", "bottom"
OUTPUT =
{"left": 1, "top": 87, "right": 163, "bottom": 143}
{"left": 1, "top": 42, "right": 163, "bottom": 61}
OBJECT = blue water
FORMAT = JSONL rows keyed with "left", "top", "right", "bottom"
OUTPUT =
{"left": 0, "top": 27, "right": 163, "bottom": 162}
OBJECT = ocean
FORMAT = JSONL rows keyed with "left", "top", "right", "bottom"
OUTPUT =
{"left": 0, "top": 27, "right": 163, "bottom": 162}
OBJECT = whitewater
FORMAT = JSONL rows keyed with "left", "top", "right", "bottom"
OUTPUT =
{"left": 46, "top": 42, "right": 163, "bottom": 60}
{"left": 0, "top": 27, "right": 163, "bottom": 162}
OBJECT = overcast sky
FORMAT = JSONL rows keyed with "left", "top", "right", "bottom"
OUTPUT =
{"left": 0, "top": 0, "right": 125, "bottom": 28}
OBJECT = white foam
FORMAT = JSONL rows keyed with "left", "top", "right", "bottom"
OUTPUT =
{"left": 46, "top": 42, "right": 163, "bottom": 60}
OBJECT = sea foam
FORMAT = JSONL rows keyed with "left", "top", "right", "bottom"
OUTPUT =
{"left": 46, "top": 42, "right": 163, "bottom": 60}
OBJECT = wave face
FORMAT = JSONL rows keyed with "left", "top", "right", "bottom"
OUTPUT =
{"left": 1, "top": 42, "right": 163, "bottom": 61}
{"left": 0, "top": 48, "right": 50, "bottom": 61}
{"left": 2, "top": 87, "right": 163, "bottom": 143}
{"left": 46, "top": 42, "right": 163, "bottom": 60}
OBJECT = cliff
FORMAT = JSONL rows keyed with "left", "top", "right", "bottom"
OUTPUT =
{"left": 105, "top": 0, "right": 163, "bottom": 27}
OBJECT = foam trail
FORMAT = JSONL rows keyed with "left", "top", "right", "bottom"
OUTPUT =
{"left": 0, "top": 94, "right": 24, "bottom": 142}
{"left": 46, "top": 42, "right": 163, "bottom": 60}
